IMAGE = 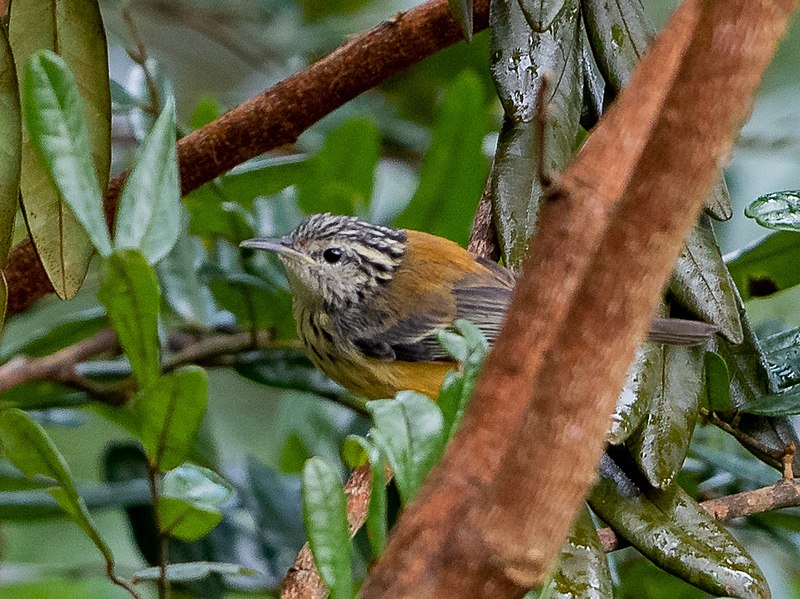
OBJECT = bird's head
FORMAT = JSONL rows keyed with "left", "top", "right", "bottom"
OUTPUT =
{"left": 241, "top": 213, "right": 407, "bottom": 309}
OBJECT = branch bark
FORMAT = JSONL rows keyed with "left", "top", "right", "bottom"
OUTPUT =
{"left": 359, "top": 1, "right": 798, "bottom": 596}
{"left": 4, "top": 0, "right": 490, "bottom": 317}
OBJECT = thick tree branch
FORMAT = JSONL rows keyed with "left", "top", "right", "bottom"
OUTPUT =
{"left": 4, "top": 0, "right": 490, "bottom": 317}
{"left": 360, "top": 2, "right": 798, "bottom": 596}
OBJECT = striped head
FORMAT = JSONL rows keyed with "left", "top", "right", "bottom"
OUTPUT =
{"left": 241, "top": 214, "right": 407, "bottom": 310}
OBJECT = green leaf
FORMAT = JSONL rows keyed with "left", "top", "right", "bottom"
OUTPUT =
{"left": 745, "top": 189, "right": 800, "bottom": 232}
{"left": 0, "top": 409, "right": 120, "bottom": 574}
{"left": 668, "top": 214, "right": 743, "bottom": 343}
{"left": 726, "top": 231, "right": 800, "bottom": 300}
{"left": 132, "top": 562, "right": 258, "bottom": 584}
{"left": 136, "top": 367, "right": 208, "bottom": 470}
{"left": 114, "top": 97, "right": 180, "bottom": 264}
{"left": 158, "top": 464, "right": 233, "bottom": 541}
{"left": 9, "top": 0, "right": 110, "bottom": 299}
{"left": 627, "top": 346, "right": 703, "bottom": 489}
{"left": 367, "top": 391, "right": 445, "bottom": 505}
{"left": 97, "top": 249, "right": 160, "bottom": 389}
{"left": 22, "top": 49, "right": 109, "bottom": 256}
{"left": 0, "top": 306, "right": 106, "bottom": 360}
{"left": 184, "top": 184, "right": 253, "bottom": 244}
{"left": 608, "top": 343, "right": 661, "bottom": 445}
{"left": 297, "top": 118, "right": 379, "bottom": 217}
{"left": 703, "top": 351, "right": 734, "bottom": 412}
{"left": 447, "top": 0, "right": 473, "bottom": 41}
{"left": 738, "top": 389, "right": 800, "bottom": 416}
{"left": 549, "top": 504, "right": 612, "bottom": 599}
{"left": 0, "top": 25, "right": 21, "bottom": 268}
{"left": 395, "top": 71, "right": 488, "bottom": 246}
{"left": 342, "top": 435, "right": 387, "bottom": 557}
{"left": 436, "top": 329, "right": 468, "bottom": 362}
{"left": 302, "top": 457, "right": 354, "bottom": 599}
{"left": 589, "top": 452, "right": 769, "bottom": 599}
{"left": 218, "top": 156, "right": 309, "bottom": 211}
{"left": 234, "top": 348, "right": 348, "bottom": 399}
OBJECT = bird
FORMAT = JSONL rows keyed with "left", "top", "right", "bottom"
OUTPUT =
{"left": 241, "top": 213, "right": 716, "bottom": 400}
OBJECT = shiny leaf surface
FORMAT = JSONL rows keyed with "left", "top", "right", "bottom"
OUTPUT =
{"left": 0, "top": 26, "right": 20, "bottom": 267}
{"left": 726, "top": 231, "right": 800, "bottom": 300}
{"left": 608, "top": 343, "right": 660, "bottom": 445}
{"left": 550, "top": 504, "right": 612, "bottom": 599}
{"left": 746, "top": 189, "right": 800, "bottom": 232}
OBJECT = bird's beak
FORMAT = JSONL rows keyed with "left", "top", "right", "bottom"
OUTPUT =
{"left": 240, "top": 237, "right": 315, "bottom": 264}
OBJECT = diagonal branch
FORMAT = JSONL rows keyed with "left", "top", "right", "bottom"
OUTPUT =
{"left": 5, "top": 0, "right": 490, "bottom": 317}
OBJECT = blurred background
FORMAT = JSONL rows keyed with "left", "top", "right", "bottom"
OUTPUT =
{"left": 2, "top": 1, "right": 800, "bottom": 597}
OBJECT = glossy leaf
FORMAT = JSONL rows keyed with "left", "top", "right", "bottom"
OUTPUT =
{"left": 726, "top": 231, "right": 800, "bottom": 300}
{"left": 518, "top": 0, "right": 567, "bottom": 32}
{"left": 608, "top": 343, "right": 660, "bottom": 445}
{"left": 159, "top": 464, "right": 233, "bottom": 542}
{"left": 0, "top": 409, "right": 120, "bottom": 575}
{"left": 9, "top": 0, "right": 110, "bottom": 299}
{"left": 133, "top": 562, "right": 258, "bottom": 584}
{"left": 489, "top": 0, "right": 583, "bottom": 267}
{"left": 739, "top": 389, "right": 800, "bottom": 416}
{"left": 342, "top": 435, "right": 387, "bottom": 556}
{"left": 114, "top": 97, "right": 180, "bottom": 264}
{"left": 395, "top": 72, "right": 487, "bottom": 245}
{"left": 627, "top": 345, "right": 703, "bottom": 488}
{"left": 22, "top": 50, "right": 109, "bottom": 256}
{"left": 589, "top": 452, "right": 769, "bottom": 599}
{"left": 297, "top": 118, "right": 379, "bottom": 218}
{"left": 448, "top": 0, "right": 473, "bottom": 41}
{"left": 746, "top": 189, "right": 800, "bottom": 232}
{"left": 136, "top": 367, "right": 208, "bottom": 471}
{"left": 158, "top": 495, "right": 222, "bottom": 542}
{"left": 762, "top": 326, "right": 800, "bottom": 391}
{"left": 367, "top": 391, "right": 445, "bottom": 505}
{"left": 550, "top": 504, "right": 612, "bottom": 599}
{"left": 703, "top": 351, "right": 734, "bottom": 413}
{"left": 97, "top": 250, "right": 160, "bottom": 389}
{"left": 0, "top": 25, "right": 20, "bottom": 268}
{"left": 668, "top": 214, "right": 743, "bottom": 343}
{"left": 302, "top": 457, "right": 354, "bottom": 599}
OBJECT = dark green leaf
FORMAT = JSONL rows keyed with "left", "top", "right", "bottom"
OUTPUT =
{"left": 738, "top": 389, "right": 800, "bottom": 416}
{"left": 136, "top": 367, "right": 208, "bottom": 470}
{"left": 297, "top": 118, "right": 379, "bottom": 217}
{"left": 189, "top": 96, "right": 221, "bottom": 129}
{"left": 342, "top": 435, "right": 387, "bottom": 557}
{"left": 133, "top": 562, "right": 258, "bottom": 584}
{"left": 668, "top": 214, "right": 743, "bottom": 343}
{"left": 549, "top": 504, "right": 612, "bottom": 599}
{"left": 589, "top": 452, "right": 769, "bottom": 599}
{"left": 703, "top": 351, "right": 734, "bottom": 412}
{"left": 395, "top": 71, "right": 488, "bottom": 246}
{"left": 367, "top": 391, "right": 444, "bottom": 505}
{"left": 745, "top": 189, "right": 800, "bottom": 232}
{"left": 0, "top": 25, "right": 20, "bottom": 268}
{"left": 302, "top": 457, "right": 353, "bottom": 599}
{"left": 281, "top": 434, "right": 312, "bottom": 475}
{"left": 608, "top": 343, "right": 661, "bottom": 445}
{"left": 22, "top": 49, "right": 109, "bottom": 256}
{"left": 10, "top": 0, "right": 110, "bottom": 299}
{"left": 448, "top": 0, "right": 473, "bottom": 41}
{"left": 114, "top": 97, "right": 180, "bottom": 264}
{"left": 726, "top": 231, "right": 800, "bottom": 300}
{"left": 97, "top": 249, "right": 160, "bottom": 389}
{"left": 234, "top": 348, "right": 348, "bottom": 399}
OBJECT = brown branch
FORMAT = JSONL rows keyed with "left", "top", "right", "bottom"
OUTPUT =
{"left": 467, "top": 165, "right": 500, "bottom": 261}
{"left": 598, "top": 478, "right": 800, "bottom": 552}
{"left": 360, "top": 1, "right": 798, "bottom": 596}
{"left": 5, "top": 0, "right": 490, "bottom": 317}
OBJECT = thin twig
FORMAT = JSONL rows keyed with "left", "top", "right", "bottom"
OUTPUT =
{"left": 147, "top": 464, "right": 170, "bottom": 599}
{"left": 467, "top": 163, "right": 500, "bottom": 262}
{"left": 121, "top": 8, "right": 160, "bottom": 116}
{"left": 700, "top": 408, "right": 785, "bottom": 469}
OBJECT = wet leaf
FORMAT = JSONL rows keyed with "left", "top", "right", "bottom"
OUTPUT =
{"left": 668, "top": 214, "right": 743, "bottom": 343}
{"left": 608, "top": 343, "right": 661, "bottom": 445}
{"left": 739, "top": 389, "right": 800, "bottom": 416}
{"left": 549, "top": 504, "right": 612, "bottom": 599}
{"left": 9, "top": 0, "right": 110, "bottom": 299}
{"left": 745, "top": 189, "right": 800, "bottom": 232}
{"left": 518, "top": 0, "right": 567, "bottom": 33}
{"left": 489, "top": 0, "right": 583, "bottom": 267}
{"left": 0, "top": 25, "right": 20, "bottom": 268}
{"left": 136, "top": 366, "right": 208, "bottom": 471}
{"left": 22, "top": 50, "right": 109, "bottom": 256}
{"left": 762, "top": 326, "right": 800, "bottom": 392}
{"left": 114, "top": 97, "right": 180, "bottom": 264}
{"left": 133, "top": 562, "right": 258, "bottom": 584}
{"left": 589, "top": 452, "right": 769, "bottom": 599}
{"left": 302, "top": 457, "right": 353, "bottom": 599}
{"left": 97, "top": 249, "right": 160, "bottom": 389}
{"left": 725, "top": 231, "right": 800, "bottom": 300}
{"left": 627, "top": 345, "right": 703, "bottom": 488}
{"left": 448, "top": 0, "right": 473, "bottom": 41}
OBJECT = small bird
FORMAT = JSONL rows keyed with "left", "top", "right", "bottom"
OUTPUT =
{"left": 241, "top": 213, "right": 715, "bottom": 400}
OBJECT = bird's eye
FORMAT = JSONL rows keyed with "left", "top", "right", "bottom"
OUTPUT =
{"left": 322, "top": 248, "right": 343, "bottom": 264}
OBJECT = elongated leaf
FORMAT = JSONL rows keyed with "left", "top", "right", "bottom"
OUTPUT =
{"left": 0, "top": 271, "right": 6, "bottom": 331}
{"left": 302, "top": 457, "right": 353, "bottom": 599}
{"left": 9, "top": 0, "right": 110, "bottom": 298}
{"left": 367, "top": 391, "right": 444, "bottom": 505}
{"left": 589, "top": 452, "right": 769, "bottom": 599}
{"left": 608, "top": 343, "right": 661, "bottom": 445}
{"left": 703, "top": 351, "right": 734, "bottom": 412}
{"left": 0, "top": 409, "right": 120, "bottom": 575}
{"left": 0, "top": 26, "right": 20, "bottom": 267}
{"left": 627, "top": 345, "right": 703, "bottom": 488}
{"left": 762, "top": 326, "right": 800, "bottom": 391}
{"left": 136, "top": 367, "right": 208, "bottom": 470}
{"left": 726, "top": 231, "right": 800, "bottom": 300}
{"left": 668, "top": 214, "right": 743, "bottom": 343}
{"left": 22, "top": 49, "right": 109, "bottom": 257}
{"left": 448, "top": 0, "right": 473, "bottom": 40}
{"left": 218, "top": 155, "right": 308, "bottom": 211}
{"left": 739, "top": 389, "right": 800, "bottom": 416}
{"left": 133, "top": 562, "right": 258, "bottom": 584}
{"left": 745, "top": 189, "right": 800, "bottom": 232}
{"left": 97, "top": 249, "right": 160, "bottom": 389}
{"left": 518, "top": 0, "right": 567, "bottom": 32}
{"left": 114, "top": 97, "right": 180, "bottom": 264}
{"left": 550, "top": 504, "right": 612, "bottom": 599}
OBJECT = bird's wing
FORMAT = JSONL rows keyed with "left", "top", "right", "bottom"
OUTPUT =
{"left": 354, "top": 252, "right": 514, "bottom": 362}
